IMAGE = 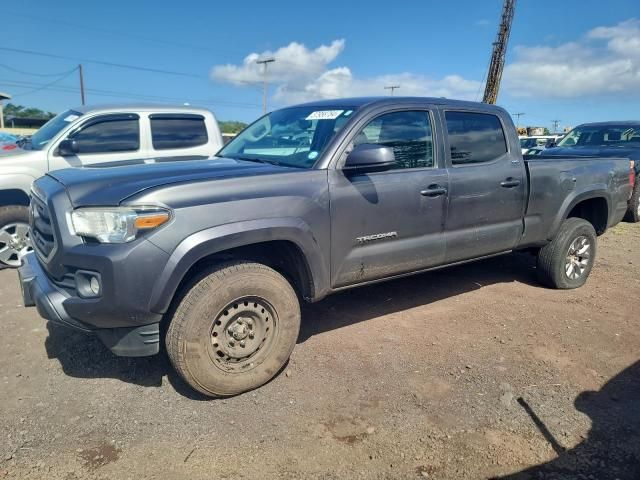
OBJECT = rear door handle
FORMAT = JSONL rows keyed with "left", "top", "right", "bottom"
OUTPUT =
{"left": 420, "top": 185, "right": 448, "bottom": 197}
{"left": 500, "top": 178, "right": 521, "bottom": 188}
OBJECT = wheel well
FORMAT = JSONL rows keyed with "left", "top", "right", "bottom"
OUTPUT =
{"left": 0, "top": 189, "right": 30, "bottom": 207}
{"left": 177, "top": 240, "right": 315, "bottom": 302}
{"left": 567, "top": 197, "right": 608, "bottom": 235}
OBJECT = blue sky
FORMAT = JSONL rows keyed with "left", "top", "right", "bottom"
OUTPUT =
{"left": 2, "top": 0, "right": 639, "bottom": 130}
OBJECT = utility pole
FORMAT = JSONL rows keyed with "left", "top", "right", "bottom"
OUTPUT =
{"left": 256, "top": 58, "right": 275, "bottom": 113}
{"left": 384, "top": 85, "right": 400, "bottom": 96}
{"left": 513, "top": 112, "right": 525, "bottom": 130}
{"left": 551, "top": 119, "right": 560, "bottom": 134}
{"left": 78, "top": 64, "right": 86, "bottom": 105}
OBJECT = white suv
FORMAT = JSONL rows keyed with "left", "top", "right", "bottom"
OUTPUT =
{"left": 0, "top": 104, "right": 223, "bottom": 266}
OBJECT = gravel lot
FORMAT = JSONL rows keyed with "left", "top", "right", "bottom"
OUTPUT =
{"left": 1, "top": 223, "right": 639, "bottom": 479}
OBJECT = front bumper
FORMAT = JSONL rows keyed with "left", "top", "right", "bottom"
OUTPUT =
{"left": 19, "top": 252, "right": 161, "bottom": 357}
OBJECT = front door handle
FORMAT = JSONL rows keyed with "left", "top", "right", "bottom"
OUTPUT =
{"left": 420, "top": 185, "right": 448, "bottom": 197}
{"left": 500, "top": 178, "right": 521, "bottom": 188}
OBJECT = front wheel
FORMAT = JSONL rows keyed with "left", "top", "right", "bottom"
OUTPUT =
{"left": 166, "top": 261, "right": 301, "bottom": 397}
{"left": 536, "top": 217, "right": 597, "bottom": 289}
{"left": 0, "top": 206, "right": 32, "bottom": 268}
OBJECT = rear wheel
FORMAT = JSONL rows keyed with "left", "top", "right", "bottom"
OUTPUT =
{"left": 0, "top": 206, "right": 32, "bottom": 268}
{"left": 624, "top": 182, "right": 640, "bottom": 223}
{"left": 166, "top": 261, "right": 301, "bottom": 397}
{"left": 536, "top": 217, "right": 597, "bottom": 289}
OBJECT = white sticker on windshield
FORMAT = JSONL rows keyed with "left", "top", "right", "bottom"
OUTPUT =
{"left": 308, "top": 151, "right": 318, "bottom": 160}
{"left": 305, "top": 110, "right": 344, "bottom": 120}
{"left": 64, "top": 114, "right": 79, "bottom": 122}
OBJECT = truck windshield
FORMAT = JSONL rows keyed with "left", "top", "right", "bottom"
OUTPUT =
{"left": 218, "top": 106, "right": 357, "bottom": 168}
{"left": 27, "top": 109, "right": 83, "bottom": 151}
{"left": 557, "top": 124, "right": 640, "bottom": 147}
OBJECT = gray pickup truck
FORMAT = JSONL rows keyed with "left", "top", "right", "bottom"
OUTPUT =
{"left": 18, "top": 97, "right": 632, "bottom": 397}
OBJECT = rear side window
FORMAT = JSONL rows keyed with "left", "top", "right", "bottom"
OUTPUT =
{"left": 150, "top": 114, "right": 208, "bottom": 150}
{"left": 445, "top": 111, "right": 507, "bottom": 165}
{"left": 72, "top": 116, "right": 140, "bottom": 153}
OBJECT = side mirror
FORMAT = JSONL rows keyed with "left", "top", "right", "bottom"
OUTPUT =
{"left": 343, "top": 144, "right": 395, "bottom": 174}
{"left": 57, "top": 139, "right": 79, "bottom": 156}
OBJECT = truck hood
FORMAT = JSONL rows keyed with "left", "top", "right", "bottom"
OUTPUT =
{"left": 47, "top": 157, "right": 293, "bottom": 207}
{"left": 543, "top": 145, "right": 640, "bottom": 160}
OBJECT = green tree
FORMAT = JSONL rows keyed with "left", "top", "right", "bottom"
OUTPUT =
{"left": 219, "top": 120, "right": 247, "bottom": 134}
{"left": 3, "top": 103, "right": 56, "bottom": 119}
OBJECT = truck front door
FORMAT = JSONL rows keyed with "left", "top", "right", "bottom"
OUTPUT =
{"left": 329, "top": 108, "right": 449, "bottom": 287}
{"left": 442, "top": 110, "right": 526, "bottom": 263}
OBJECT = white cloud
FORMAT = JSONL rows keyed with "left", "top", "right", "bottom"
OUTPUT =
{"left": 211, "top": 40, "right": 482, "bottom": 104}
{"left": 504, "top": 18, "right": 640, "bottom": 97}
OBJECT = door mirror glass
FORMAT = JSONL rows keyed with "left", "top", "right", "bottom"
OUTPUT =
{"left": 57, "top": 139, "right": 79, "bottom": 156}
{"left": 343, "top": 144, "right": 396, "bottom": 174}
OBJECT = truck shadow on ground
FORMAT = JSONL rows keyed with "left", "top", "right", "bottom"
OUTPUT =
{"left": 495, "top": 361, "right": 640, "bottom": 480}
{"left": 44, "top": 252, "right": 540, "bottom": 399}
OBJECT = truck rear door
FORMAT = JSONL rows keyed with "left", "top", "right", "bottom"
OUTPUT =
{"left": 441, "top": 109, "right": 526, "bottom": 263}
{"left": 328, "top": 107, "right": 449, "bottom": 287}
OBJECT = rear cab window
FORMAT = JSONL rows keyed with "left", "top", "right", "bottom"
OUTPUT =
{"left": 150, "top": 114, "right": 208, "bottom": 150}
{"left": 445, "top": 111, "right": 508, "bottom": 165}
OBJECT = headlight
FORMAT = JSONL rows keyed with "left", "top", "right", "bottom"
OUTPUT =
{"left": 69, "top": 207, "right": 170, "bottom": 243}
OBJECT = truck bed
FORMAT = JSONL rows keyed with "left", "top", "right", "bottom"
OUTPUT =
{"left": 520, "top": 156, "right": 631, "bottom": 247}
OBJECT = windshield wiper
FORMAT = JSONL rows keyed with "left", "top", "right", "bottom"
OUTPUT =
{"left": 232, "top": 155, "right": 281, "bottom": 166}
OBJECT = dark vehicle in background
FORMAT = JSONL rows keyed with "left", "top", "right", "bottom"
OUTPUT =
{"left": 543, "top": 121, "right": 640, "bottom": 222}
{"left": 18, "top": 97, "right": 632, "bottom": 397}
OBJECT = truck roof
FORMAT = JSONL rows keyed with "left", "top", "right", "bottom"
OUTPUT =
{"left": 293, "top": 96, "right": 508, "bottom": 113}
{"left": 70, "top": 103, "right": 214, "bottom": 115}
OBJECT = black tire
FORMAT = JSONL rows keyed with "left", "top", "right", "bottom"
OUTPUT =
{"left": 623, "top": 181, "right": 640, "bottom": 223}
{"left": 166, "top": 261, "right": 301, "bottom": 397}
{"left": 536, "top": 217, "right": 597, "bottom": 289}
{"left": 0, "top": 205, "right": 31, "bottom": 268}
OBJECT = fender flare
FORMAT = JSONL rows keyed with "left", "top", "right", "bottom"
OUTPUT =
{"left": 548, "top": 185, "right": 611, "bottom": 240}
{"left": 148, "top": 217, "right": 329, "bottom": 313}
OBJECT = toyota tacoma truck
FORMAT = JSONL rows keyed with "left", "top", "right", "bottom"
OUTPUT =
{"left": 18, "top": 97, "right": 633, "bottom": 397}
{"left": 0, "top": 104, "right": 223, "bottom": 267}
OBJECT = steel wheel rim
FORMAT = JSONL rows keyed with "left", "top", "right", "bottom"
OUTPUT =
{"left": 0, "top": 222, "right": 32, "bottom": 267}
{"left": 565, "top": 235, "right": 591, "bottom": 280}
{"left": 209, "top": 296, "right": 278, "bottom": 373}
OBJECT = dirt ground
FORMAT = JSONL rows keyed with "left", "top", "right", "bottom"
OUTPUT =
{"left": 1, "top": 223, "right": 639, "bottom": 479}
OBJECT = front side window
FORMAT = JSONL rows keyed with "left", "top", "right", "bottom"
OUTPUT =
{"left": 218, "top": 106, "right": 357, "bottom": 168}
{"left": 150, "top": 114, "right": 208, "bottom": 150}
{"left": 446, "top": 111, "right": 508, "bottom": 165}
{"left": 71, "top": 116, "right": 140, "bottom": 154}
{"left": 355, "top": 111, "right": 434, "bottom": 169}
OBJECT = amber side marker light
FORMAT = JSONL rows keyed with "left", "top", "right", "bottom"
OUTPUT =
{"left": 135, "top": 213, "right": 170, "bottom": 229}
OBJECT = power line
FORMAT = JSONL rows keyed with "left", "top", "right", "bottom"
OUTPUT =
{"left": 0, "top": 63, "right": 79, "bottom": 77}
{"left": 3, "top": 10, "right": 249, "bottom": 57}
{"left": 11, "top": 68, "right": 79, "bottom": 99}
{"left": 0, "top": 47, "right": 205, "bottom": 79}
{"left": 0, "top": 78, "right": 261, "bottom": 109}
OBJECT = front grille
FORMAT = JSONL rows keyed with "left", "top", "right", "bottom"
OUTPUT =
{"left": 30, "top": 194, "right": 57, "bottom": 259}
